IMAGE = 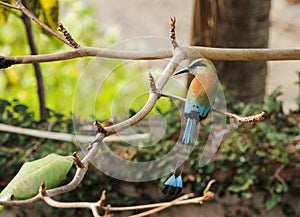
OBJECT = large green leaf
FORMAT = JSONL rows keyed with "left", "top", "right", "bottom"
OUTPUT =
{"left": 0, "top": 153, "right": 73, "bottom": 211}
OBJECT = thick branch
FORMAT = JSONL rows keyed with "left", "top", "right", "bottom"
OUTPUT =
{"left": 191, "top": 46, "right": 300, "bottom": 61}
{"left": 1, "top": 46, "right": 300, "bottom": 69}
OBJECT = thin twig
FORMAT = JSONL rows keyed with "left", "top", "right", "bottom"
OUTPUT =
{"left": 58, "top": 22, "right": 80, "bottom": 48}
{"left": 161, "top": 92, "right": 266, "bottom": 123}
{"left": 13, "top": 0, "right": 72, "bottom": 47}
{"left": 0, "top": 0, "right": 19, "bottom": 9}
{"left": 214, "top": 109, "right": 266, "bottom": 123}
{"left": 129, "top": 193, "right": 194, "bottom": 217}
{"left": 148, "top": 72, "right": 160, "bottom": 95}
{"left": 169, "top": 17, "right": 178, "bottom": 49}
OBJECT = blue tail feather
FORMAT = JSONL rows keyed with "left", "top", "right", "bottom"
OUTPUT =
{"left": 162, "top": 174, "right": 183, "bottom": 196}
{"left": 162, "top": 101, "right": 212, "bottom": 195}
{"left": 182, "top": 118, "right": 197, "bottom": 145}
{"left": 176, "top": 175, "right": 183, "bottom": 189}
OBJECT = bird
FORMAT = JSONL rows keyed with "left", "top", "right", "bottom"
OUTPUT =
{"left": 162, "top": 58, "right": 219, "bottom": 196}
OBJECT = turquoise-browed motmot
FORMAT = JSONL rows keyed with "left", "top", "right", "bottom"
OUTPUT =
{"left": 162, "top": 58, "right": 219, "bottom": 195}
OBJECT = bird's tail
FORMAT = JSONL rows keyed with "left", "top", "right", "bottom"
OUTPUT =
{"left": 161, "top": 172, "right": 183, "bottom": 196}
{"left": 162, "top": 144, "right": 191, "bottom": 196}
{"left": 182, "top": 117, "right": 197, "bottom": 145}
{"left": 162, "top": 115, "right": 198, "bottom": 195}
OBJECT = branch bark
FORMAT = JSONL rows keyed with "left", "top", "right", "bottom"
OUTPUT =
{"left": 0, "top": 123, "right": 150, "bottom": 143}
{"left": 1, "top": 46, "right": 300, "bottom": 70}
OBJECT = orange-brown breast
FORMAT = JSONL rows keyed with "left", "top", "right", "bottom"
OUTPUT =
{"left": 189, "top": 74, "right": 218, "bottom": 99}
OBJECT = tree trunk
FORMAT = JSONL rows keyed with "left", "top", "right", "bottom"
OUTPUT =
{"left": 21, "top": 0, "right": 47, "bottom": 121}
{"left": 191, "top": 0, "right": 271, "bottom": 102}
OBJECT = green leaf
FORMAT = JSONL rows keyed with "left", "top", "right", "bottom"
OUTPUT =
{"left": 39, "top": 0, "right": 59, "bottom": 35}
{"left": 0, "top": 153, "right": 73, "bottom": 211}
{"left": 265, "top": 195, "right": 281, "bottom": 210}
{"left": 228, "top": 179, "right": 254, "bottom": 193}
{"left": 14, "top": 104, "right": 28, "bottom": 113}
{"left": 28, "top": 0, "right": 42, "bottom": 17}
{"left": 0, "top": 99, "right": 11, "bottom": 116}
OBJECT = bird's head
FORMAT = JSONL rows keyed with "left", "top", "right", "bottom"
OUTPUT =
{"left": 174, "top": 58, "right": 217, "bottom": 76}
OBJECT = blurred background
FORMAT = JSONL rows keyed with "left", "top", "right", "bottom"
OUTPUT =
{"left": 0, "top": 0, "right": 299, "bottom": 216}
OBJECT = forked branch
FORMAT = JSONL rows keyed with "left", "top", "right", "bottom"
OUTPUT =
{"left": 0, "top": 4, "right": 271, "bottom": 216}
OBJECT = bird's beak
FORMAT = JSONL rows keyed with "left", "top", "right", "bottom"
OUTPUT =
{"left": 174, "top": 68, "right": 189, "bottom": 76}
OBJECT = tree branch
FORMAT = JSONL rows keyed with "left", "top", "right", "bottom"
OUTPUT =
{"left": 0, "top": 0, "right": 19, "bottom": 9}
{"left": 104, "top": 50, "right": 185, "bottom": 136}
{"left": 0, "top": 123, "right": 150, "bottom": 143}
{"left": 1, "top": 46, "right": 300, "bottom": 69}
{"left": 13, "top": 0, "right": 73, "bottom": 47}
{"left": 161, "top": 92, "right": 266, "bottom": 123}
{"left": 0, "top": 5, "right": 273, "bottom": 215}
{"left": 34, "top": 180, "right": 215, "bottom": 217}
{"left": 20, "top": 0, "right": 46, "bottom": 121}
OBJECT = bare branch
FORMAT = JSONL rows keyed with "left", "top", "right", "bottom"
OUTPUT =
{"left": 191, "top": 46, "right": 300, "bottom": 61}
{"left": 0, "top": 123, "right": 150, "bottom": 143}
{"left": 169, "top": 17, "right": 178, "bottom": 49}
{"left": 105, "top": 51, "right": 185, "bottom": 135}
{"left": 148, "top": 72, "right": 160, "bottom": 95}
{"left": 13, "top": 0, "right": 72, "bottom": 47}
{"left": 1, "top": 46, "right": 300, "bottom": 69}
{"left": 214, "top": 109, "right": 266, "bottom": 123}
{"left": 47, "top": 134, "right": 105, "bottom": 197}
{"left": 161, "top": 92, "right": 266, "bottom": 123}
{"left": 0, "top": 47, "right": 172, "bottom": 69}
{"left": 2, "top": 179, "right": 214, "bottom": 217}
{"left": 98, "top": 190, "right": 107, "bottom": 208}
{"left": 72, "top": 152, "right": 85, "bottom": 168}
{"left": 0, "top": 1, "right": 19, "bottom": 9}
{"left": 58, "top": 22, "right": 80, "bottom": 49}
{"left": 130, "top": 193, "right": 194, "bottom": 217}
{"left": 93, "top": 120, "right": 107, "bottom": 135}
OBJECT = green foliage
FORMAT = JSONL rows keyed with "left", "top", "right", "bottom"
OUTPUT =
{"left": 0, "top": 87, "right": 299, "bottom": 216}
{"left": 0, "top": 0, "right": 11, "bottom": 25}
{"left": 0, "top": 0, "right": 125, "bottom": 119}
{"left": 198, "top": 87, "right": 300, "bottom": 216}
{"left": 0, "top": 153, "right": 73, "bottom": 211}
{"left": 0, "top": 0, "right": 59, "bottom": 31}
{"left": 0, "top": 99, "right": 76, "bottom": 215}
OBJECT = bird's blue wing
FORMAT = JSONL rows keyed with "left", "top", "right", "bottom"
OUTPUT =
{"left": 194, "top": 100, "right": 212, "bottom": 120}
{"left": 184, "top": 100, "right": 211, "bottom": 120}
